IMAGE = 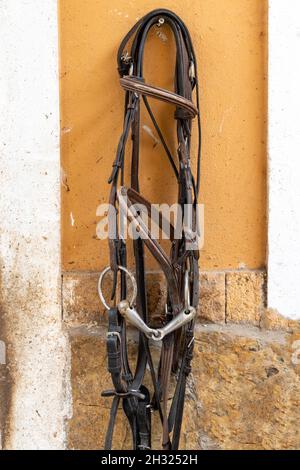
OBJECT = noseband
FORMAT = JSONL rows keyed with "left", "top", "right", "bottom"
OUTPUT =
{"left": 98, "top": 8, "right": 201, "bottom": 450}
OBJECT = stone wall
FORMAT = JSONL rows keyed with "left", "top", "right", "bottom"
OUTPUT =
{"left": 63, "top": 270, "right": 300, "bottom": 450}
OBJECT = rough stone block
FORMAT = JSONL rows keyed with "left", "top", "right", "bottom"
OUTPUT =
{"left": 63, "top": 273, "right": 103, "bottom": 328}
{"left": 260, "top": 308, "right": 300, "bottom": 333}
{"left": 192, "top": 324, "right": 300, "bottom": 449}
{"left": 67, "top": 323, "right": 300, "bottom": 450}
{"left": 226, "top": 271, "right": 265, "bottom": 326}
{"left": 63, "top": 272, "right": 166, "bottom": 328}
{"left": 199, "top": 272, "right": 225, "bottom": 323}
{"left": 63, "top": 270, "right": 271, "bottom": 329}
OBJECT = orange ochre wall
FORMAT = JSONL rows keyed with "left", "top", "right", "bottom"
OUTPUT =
{"left": 59, "top": 0, "right": 267, "bottom": 272}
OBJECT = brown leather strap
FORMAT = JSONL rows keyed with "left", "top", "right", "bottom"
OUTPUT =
{"left": 120, "top": 76, "right": 198, "bottom": 118}
{"left": 118, "top": 186, "right": 182, "bottom": 313}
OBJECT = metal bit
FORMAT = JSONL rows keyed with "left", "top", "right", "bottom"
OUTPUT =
{"left": 118, "top": 300, "right": 159, "bottom": 339}
{"left": 150, "top": 306, "right": 196, "bottom": 341}
{"left": 118, "top": 300, "right": 196, "bottom": 341}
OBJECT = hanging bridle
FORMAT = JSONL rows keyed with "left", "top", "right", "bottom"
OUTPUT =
{"left": 98, "top": 9, "right": 201, "bottom": 450}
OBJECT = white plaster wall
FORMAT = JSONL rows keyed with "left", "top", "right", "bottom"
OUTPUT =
{"left": 268, "top": 1, "right": 300, "bottom": 320}
{"left": 0, "top": 1, "right": 71, "bottom": 449}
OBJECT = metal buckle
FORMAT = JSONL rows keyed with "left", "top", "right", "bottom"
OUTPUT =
{"left": 189, "top": 61, "right": 195, "bottom": 80}
{"left": 106, "top": 331, "right": 121, "bottom": 343}
{"left": 121, "top": 51, "right": 132, "bottom": 64}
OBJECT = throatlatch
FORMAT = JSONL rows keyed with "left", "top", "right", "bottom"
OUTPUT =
{"left": 98, "top": 9, "right": 201, "bottom": 450}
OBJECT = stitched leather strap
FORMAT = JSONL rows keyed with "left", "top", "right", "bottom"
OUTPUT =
{"left": 120, "top": 76, "right": 198, "bottom": 118}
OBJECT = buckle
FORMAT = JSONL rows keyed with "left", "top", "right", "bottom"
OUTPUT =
{"left": 121, "top": 51, "right": 132, "bottom": 64}
{"left": 107, "top": 331, "right": 121, "bottom": 343}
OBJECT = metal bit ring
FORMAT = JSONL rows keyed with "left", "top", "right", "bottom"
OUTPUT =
{"left": 98, "top": 266, "right": 137, "bottom": 311}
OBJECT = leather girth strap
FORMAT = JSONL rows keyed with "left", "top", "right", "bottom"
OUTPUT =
{"left": 100, "top": 8, "right": 201, "bottom": 450}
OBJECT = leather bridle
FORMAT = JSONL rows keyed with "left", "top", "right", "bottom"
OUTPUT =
{"left": 98, "top": 9, "right": 201, "bottom": 450}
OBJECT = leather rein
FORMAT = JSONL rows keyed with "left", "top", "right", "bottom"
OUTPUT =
{"left": 98, "top": 9, "right": 201, "bottom": 450}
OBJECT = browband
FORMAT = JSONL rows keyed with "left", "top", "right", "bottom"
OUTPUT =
{"left": 120, "top": 76, "right": 199, "bottom": 118}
